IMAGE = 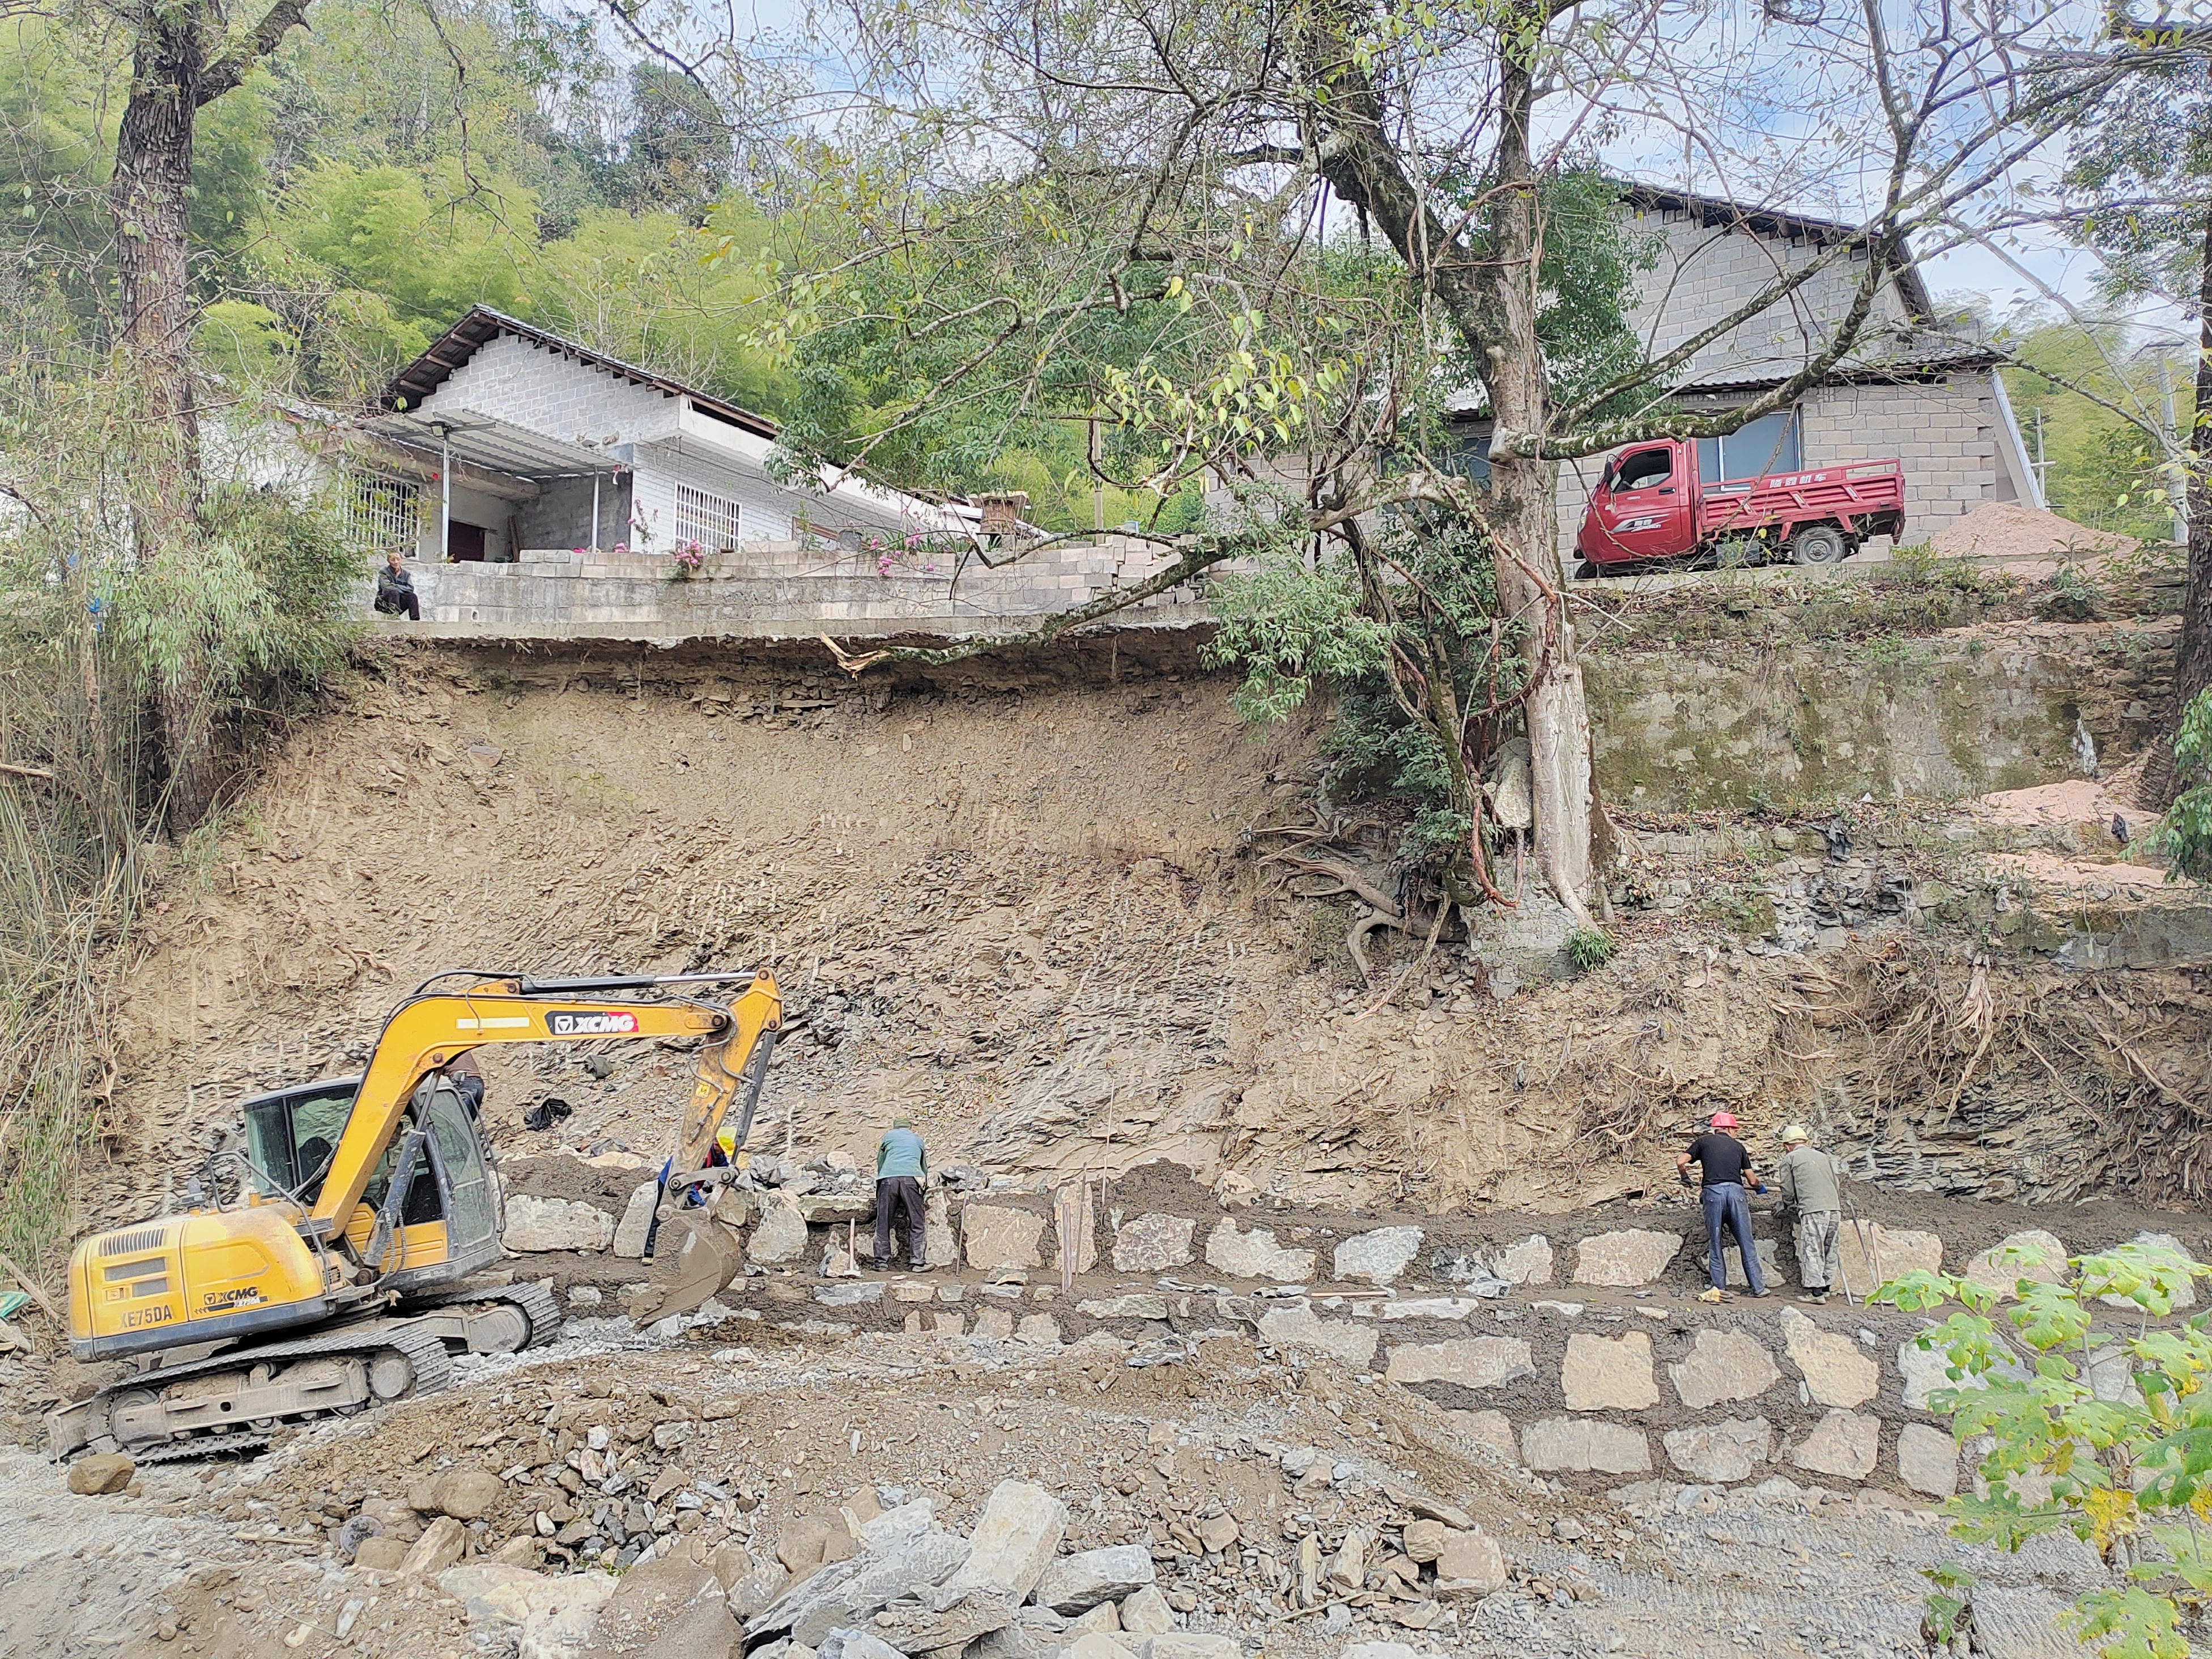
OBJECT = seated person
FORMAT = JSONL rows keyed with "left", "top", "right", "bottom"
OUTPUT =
{"left": 374, "top": 551, "right": 420, "bottom": 620}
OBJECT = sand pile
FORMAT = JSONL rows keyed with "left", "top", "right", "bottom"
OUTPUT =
{"left": 1926, "top": 501, "right": 2136, "bottom": 567}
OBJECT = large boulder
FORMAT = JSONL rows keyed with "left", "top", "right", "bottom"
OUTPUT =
{"left": 1897, "top": 1424, "right": 1959, "bottom": 1499}
{"left": 1112, "top": 1214, "right": 1196, "bottom": 1274}
{"left": 505, "top": 1194, "right": 615, "bottom": 1253}
{"left": 1495, "top": 1235, "right": 1554, "bottom": 1286}
{"left": 1333, "top": 1227, "right": 1423, "bottom": 1284}
{"left": 943, "top": 1480, "right": 1067, "bottom": 1603}
{"left": 1432, "top": 1530, "right": 1507, "bottom": 1598}
{"left": 1256, "top": 1305, "right": 1378, "bottom": 1368}
{"left": 431, "top": 1467, "right": 506, "bottom": 1521}
{"left": 1836, "top": 1224, "right": 1944, "bottom": 1298}
{"left": 402, "top": 1516, "right": 467, "bottom": 1576}
{"left": 748, "top": 1192, "right": 809, "bottom": 1266}
{"left": 614, "top": 1179, "right": 662, "bottom": 1258}
{"left": 1789, "top": 1410, "right": 1881, "bottom": 1481}
{"left": 1667, "top": 1329, "right": 1780, "bottom": 1409}
{"left": 1520, "top": 1418, "right": 1650, "bottom": 1475}
{"left": 1032, "top": 1545, "right": 1157, "bottom": 1614}
{"left": 752, "top": 1529, "right": 971, "bottom": 1647}
{"left": 1568, "top": 1230, "right": 1681, "bottom": 1287}
{"left": 1561, "top": 1332, "right": 1658, "bottom": 1411}
{"left": 1779, "top": 1308, "right": 1879, "bottom": 1409}
{"left": 962, "top": 1204, "right": 1047, "bottom": 1272}
{"left": 1960, "top": 1230, "right": 2067, "bottom": 1302}
{"left": 1203, "top": 1218, "right": 1315, "bottom": 1283}
{"left": 1662, "top": 1418, "right": 1773, "bottom": 1484}
{"left": 1381, "top": 1337, "right": 1532, "bottom": 1389}
{"left": 67, "top": 1454, "right": 135, "bottom": 1496}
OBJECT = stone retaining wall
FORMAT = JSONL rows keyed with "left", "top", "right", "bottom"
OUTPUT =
{"left": 507, "top": 1164, "right": 2200, "bottom": 1508}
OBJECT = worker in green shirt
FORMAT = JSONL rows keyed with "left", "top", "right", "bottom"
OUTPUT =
{"left": 873, "top": 1113, "right": 929, "bottom": 1270}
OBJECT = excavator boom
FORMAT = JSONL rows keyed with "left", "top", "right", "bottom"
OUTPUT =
{"left": 309, "top": 971, "right": 780, "bottom": 1230}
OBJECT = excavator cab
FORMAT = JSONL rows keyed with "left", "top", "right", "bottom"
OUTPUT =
{"left": 241, "top": 1073, "right": 500, "bottom": 1282}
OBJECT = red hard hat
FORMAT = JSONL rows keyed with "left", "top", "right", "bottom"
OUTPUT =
{"left": 1709, "top": 1111, "right": 1738, "bottom": 1129}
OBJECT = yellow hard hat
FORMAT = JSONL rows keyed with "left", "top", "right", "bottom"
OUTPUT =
{"left": 1780, "top": 1124, "right": 1811, "bottom": 1144}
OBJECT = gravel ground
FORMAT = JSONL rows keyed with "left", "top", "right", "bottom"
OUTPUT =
{"left": 0, "top": 1313, "right": 2116, "bottom": 1659}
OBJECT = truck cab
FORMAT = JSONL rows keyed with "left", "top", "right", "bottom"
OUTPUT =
{"left": 1580, "top": 442, "right": 1697, "bottom": 567}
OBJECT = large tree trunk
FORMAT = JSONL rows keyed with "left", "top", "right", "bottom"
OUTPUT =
{"left": 1475, "top": 56, "right": 1597, "bottom": 929}
{"left": 2147, "top": 207, "right": 2212, "bottom": 809}
{"left": 112, "top": 6, "right": 218, "bottom": 827}
{"left": 1301, "top": 10, "right": 1602, "bottom": 924}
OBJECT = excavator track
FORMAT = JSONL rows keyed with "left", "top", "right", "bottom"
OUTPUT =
{"left": 398, "top": 1279, "right": 563, "bottom": 1350}
{"left": 60, "top": 1320, "right": 456, "bottom": 1460}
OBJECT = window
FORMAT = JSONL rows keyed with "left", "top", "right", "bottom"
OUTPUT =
{"left": 339, "top": 473, "right": 421, "bottom": 559}
{"left": 242, "top": 1081, "right": 361, "bottom": 1203}
{"left": 673, "top": 483, "right": 743, "bottom": 551}
{"left": 1614, "top": 449, "right": 1674, "bottom": 491}
{"left": 1697, "top": 411, "right": 1801, "bottom": 486}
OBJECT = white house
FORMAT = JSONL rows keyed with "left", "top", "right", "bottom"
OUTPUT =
{"left": 334, "top": 306, "right": 967, "bottom": 568}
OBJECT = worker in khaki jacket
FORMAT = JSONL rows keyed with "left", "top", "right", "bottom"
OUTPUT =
{"left": 1775, "top": 1125, "right": 1844, "bottom": 1303}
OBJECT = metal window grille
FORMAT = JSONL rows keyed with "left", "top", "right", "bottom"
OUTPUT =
{"left": 673, "top": 483, "right": 743, "bottom": 551}
{"left": 341, "top": 473, "right": 422, "bottom": 557}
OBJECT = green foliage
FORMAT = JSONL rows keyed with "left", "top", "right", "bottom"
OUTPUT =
{"left": 1206, "top": 513, "right": 1522, "bottom": 876}
{"left": 1920, "top": 1564, "right": 1977, "bottom": 1647}
{"left": 2150, "top": 690, "right": 2212, "bottom": 883}
{"left": 1205, "top": 545, "right": 1389, "bottom": 724}
{"left": 110, "top": 484, "right": 364, "bottom": 703}
{"left": 1999, "top": 318, "right": 2193, "bottom": 543}
{"left": 1565, "top": 928, "right": 1615, "bottom": 972}
{"left": 1870, "top": 1240, "right": 2212, "bottom": 1658}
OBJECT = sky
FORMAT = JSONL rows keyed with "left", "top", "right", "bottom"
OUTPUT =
{"left": 688, "top": 0, "right": 2194, "bottom": 351}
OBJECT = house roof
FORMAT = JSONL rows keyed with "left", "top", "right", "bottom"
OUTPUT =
{"left": 1619, "top": 185, "right": 1935, "bottom": 321}
{"left": 381, "top": 305, "right": 781, "bottom": 441}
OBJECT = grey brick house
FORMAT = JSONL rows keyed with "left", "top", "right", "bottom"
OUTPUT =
{"left": 327, "top": 307, "right": 962, "bottom": 567}
{"left": 1450, "top": 186, "right": 2044, "bottom": 569}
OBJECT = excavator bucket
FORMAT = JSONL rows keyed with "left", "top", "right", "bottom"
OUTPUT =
{"left": 657, "top": 1212, "right": 743, "bottom": 1321}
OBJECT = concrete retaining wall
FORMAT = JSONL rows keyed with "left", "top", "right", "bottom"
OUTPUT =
{"left": 392, "top": 537, "right": 1216, "bottom": 637}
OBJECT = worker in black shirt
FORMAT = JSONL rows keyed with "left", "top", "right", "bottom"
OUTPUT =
{"left": 1678, "top": 1109, "right": 1769, "bottom": 1301}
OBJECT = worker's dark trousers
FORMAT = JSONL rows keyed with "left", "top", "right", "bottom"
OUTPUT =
{"left": 1703, "top": 1181, "right": 1765, "bottom": 1293}
{"left": 874, "top": 1176, "right": 925, "bottom": 1267}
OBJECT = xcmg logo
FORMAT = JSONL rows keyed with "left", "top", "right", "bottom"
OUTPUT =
{"left": 547, "top": 1011, "right": 640, "bottom": 1036}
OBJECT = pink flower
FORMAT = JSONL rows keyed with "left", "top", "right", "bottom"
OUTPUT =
{"left": 614, "top": 542, "right": 629, "bottom": 554}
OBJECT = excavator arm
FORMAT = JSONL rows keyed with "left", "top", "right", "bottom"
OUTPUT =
{"left": 308, "top": 971, "right": 781, "bottom": 1237}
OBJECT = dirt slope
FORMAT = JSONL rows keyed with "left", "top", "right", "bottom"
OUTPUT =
{"left": 79, "top": 639, "right": 2212, "bottom": 1254}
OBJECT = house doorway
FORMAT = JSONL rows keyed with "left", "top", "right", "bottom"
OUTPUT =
{"left": 446, "top": 522, "right": 488, "bottom": 562}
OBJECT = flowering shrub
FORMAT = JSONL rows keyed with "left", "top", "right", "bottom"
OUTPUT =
{"left": 866, "top": 528, "right": 968, "bottom": 579}
{"left": 673, "top": 539, "right": 705, "bottom": 574}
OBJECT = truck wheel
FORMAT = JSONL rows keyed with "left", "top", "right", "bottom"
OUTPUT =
{"left": 1790, "top": 525, "right": 1848, "bottom": 566}
{"left": 1573, "top": 560, "right": 1600, "bottom": 580}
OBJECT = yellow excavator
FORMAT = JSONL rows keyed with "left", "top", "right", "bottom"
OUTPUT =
{"left": 48, "top": 969, "right": 781, "bottom": 1462}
